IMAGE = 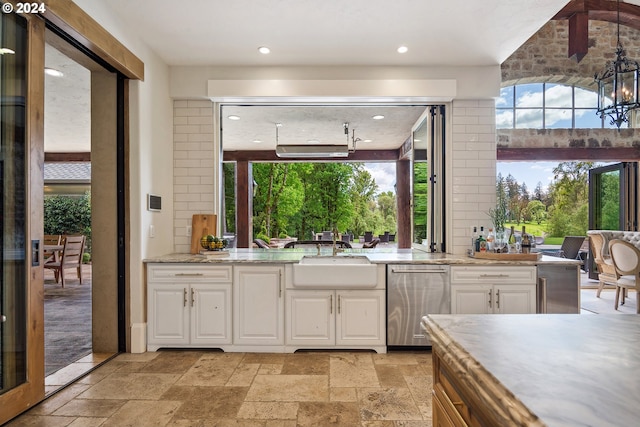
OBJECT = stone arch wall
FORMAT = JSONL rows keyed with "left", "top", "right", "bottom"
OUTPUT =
{"left": 499, "top": 19, "right": 640, "bottom": 154}
{"left": 502, "top": 19, "right": 640, "bottom": 91}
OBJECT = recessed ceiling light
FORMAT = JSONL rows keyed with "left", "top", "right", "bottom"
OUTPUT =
{"left": 252, "top": 139, "right": 262, "bottom": 144}
{"left": 227, "top": 115, "right": 240, "bottom": 120}
{"left": 0, "top": 47, "right": 15, "bottom": 55}
{"left": 258, "top": 46, "right": 271, "bottom": 54}
{"left": 44, "top": 67, "right": 64, "bottom": 77}
{"left": 363, "top": 139, "right": 372, "bottom": 143}
{"left": 306, "top": 139, "right": 320, "bottom": 144}
{"left": 397, "top": 45, "right": 408, "bottom": 54}
{"left": 372, "top": 115, "right": 385, "bottom": 120}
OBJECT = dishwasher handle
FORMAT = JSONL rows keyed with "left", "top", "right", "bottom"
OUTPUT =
{"left": 390, "top": 268, "right": 448, "bottom": 274}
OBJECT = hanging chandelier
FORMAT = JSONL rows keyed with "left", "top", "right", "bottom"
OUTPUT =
{"left": 595, "top": 0, "right": 640, "bottom": 128}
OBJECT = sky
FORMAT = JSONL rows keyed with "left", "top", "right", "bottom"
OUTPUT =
{"left": 366, "top": 161, "right": 561, "bottom": 196}
{"left": 363, "top": 163, "right": 396, "bottom": 194}
{"left": 497, "top": 161, "right": 559, "bottom": 192}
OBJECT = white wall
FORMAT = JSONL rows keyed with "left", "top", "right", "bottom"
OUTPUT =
{"left": 74, "top": 0, "right": 173, "bottom": 352}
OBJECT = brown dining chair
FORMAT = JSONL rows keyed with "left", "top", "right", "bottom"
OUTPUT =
{"left": 43, "top": 234, "right": 62, "bottom": 264}
{"left": 608, "top": 239, "right": 640, "bottom": 313}
{"left": 44, "top": 235, "right": 85, "bottom": 287}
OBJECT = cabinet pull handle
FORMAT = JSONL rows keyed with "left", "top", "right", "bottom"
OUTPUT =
{"left": 391, "top": 269, "right": 447, "bottom": 274}
{"left": 330, "top": 295, "right": 333, "bottom": 314}
{"left": 191, "top": 288, "right": 195, "bottom": 307}
{"left": 488, "top": 290, "right": 492, "bottom": 308}
{"left": 175, "top": 273, "right": 204, "bottom": 277}
{"left": 479, "top": 274, "right": 508, "bottom": 278}
{"left": 279, "top": 282, "right": 282, "bottom": 298}
{"left": 496, "top": 289, "right": 500, "bottom": 309}
{"left": 183, "top": 288, "right": 187, "bottom": 307}
{"left": 338, "top": 295, "right": 341, "bottom": 314}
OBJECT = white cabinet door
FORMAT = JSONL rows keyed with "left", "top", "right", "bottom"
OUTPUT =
{"left": 452, "top": 284, "right": 536, "bottom": 314}
{"left": 494, "top": 284, "right": 536, "bottom": 314}
{"left": 148, "top": 284, "right": 189, "bottom": 345}
{"left": 451, "top": 285, "right": 492, "bottom": 314}
{"left": 336, "top": 290, "right": 385, "bottom": 346}
{"left": 286, "top": 290, "right": 334, "bottom": 345}
{"left": 190, "top": 283, "right": 232, "bottom": 345}
{"left": 234, "top": 265, "right": 284, "bottom": 345}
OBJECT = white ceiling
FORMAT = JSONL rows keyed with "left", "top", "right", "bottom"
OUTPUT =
{"left": 46, "top": 0, "right": 572, "bottom": 153}
{"left": 107, "top": 0, "right": 569, "bottom": 67}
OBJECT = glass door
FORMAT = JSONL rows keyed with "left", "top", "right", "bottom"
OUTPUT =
{"left": 588, "top": 162, "right": 638, "bottom": 278}
{"left": 0, "top": 8, "right": 45, "bottom": 423}
{"left": 411, "top": 105, "right": 446, "bottom": 252}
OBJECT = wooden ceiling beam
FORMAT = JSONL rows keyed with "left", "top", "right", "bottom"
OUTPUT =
{"left": 553, "top": 0, "right": 640, "bottom": 30}
{"left": 568, "top": 12, "right": 589, "bottom": 62}
{"left": 45, "top": 152, "right": 91, "bottom": 162}
{"left": 497, "top": 147, "right": 640, "bottom": 161}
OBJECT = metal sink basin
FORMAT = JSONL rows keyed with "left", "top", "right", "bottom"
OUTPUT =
{"left": 292, "top": 255, "right": 378, "bottom": 288}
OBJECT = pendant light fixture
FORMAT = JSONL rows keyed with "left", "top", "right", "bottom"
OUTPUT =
{"left": 595, "top": 0, "right": 640, "bottom": 128}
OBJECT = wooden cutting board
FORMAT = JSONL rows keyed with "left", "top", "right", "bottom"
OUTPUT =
{"left": 190, "top": 214, "right": 217, "bottom": 254}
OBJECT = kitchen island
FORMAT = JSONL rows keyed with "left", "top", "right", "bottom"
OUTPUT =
{"left": 422, "top": 314, "right": 640, "bottom": 427}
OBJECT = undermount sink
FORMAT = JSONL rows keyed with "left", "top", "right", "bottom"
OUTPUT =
{"left": 292, "top": 255, "right": 378, "bottom": 288}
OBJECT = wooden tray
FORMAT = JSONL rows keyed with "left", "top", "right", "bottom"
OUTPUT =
{"left": 472, "top": 252, "right": 541, "bottom": 261}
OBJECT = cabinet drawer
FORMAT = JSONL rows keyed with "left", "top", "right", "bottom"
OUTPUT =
{"left": 451, "top": 266, "right": 535, "bottom": 284}
{"left": 147, "top": 264, "right": 232, "bottom": 283}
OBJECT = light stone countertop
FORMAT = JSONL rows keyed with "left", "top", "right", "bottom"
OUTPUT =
{"left": 423, "top": 314, "right": 640, "bottom": 427}
{"left": 143, "top": 248, "right": 581, "bottom": 265}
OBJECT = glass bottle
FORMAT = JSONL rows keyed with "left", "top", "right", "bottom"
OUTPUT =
{"left": 508, "top": 225, "right": 517, "bottom": 253}
{"left": 470, "top": 226, "right": 478, "bottom": 255}
{"left": 487, "top": 228, "right": 495, "bottom": 252}
{"left": 521, "top": 226, "right": 531, "bottom": 254}
{"left": 477, "top": 226, "right": 487, "bottom": 252}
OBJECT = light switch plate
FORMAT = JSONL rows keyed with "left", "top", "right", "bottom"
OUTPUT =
{"left": 186, "top": 225, "right": 192, "bottom": 236}
{"left": 149, "top": 224, "right": 155, "bottom": 238}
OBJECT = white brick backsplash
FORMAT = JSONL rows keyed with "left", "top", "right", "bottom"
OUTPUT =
{"left": 452, "top": 115, "right": 479, "bottom": 125}
{"left": 450, "top": 99, "right": 496, "bottom": 255}
{"left": 173, "top": 100, "right": 216, "bottom": 252}
{"left": 175, "top": 108, "right": 202, "bottom": 117}
{"left": 188, "top": 100, "right": 213, "bottom": 108}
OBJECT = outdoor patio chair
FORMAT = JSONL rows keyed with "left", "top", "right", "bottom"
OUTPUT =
{"left": 253, "top": 239, "right": 271, "bottom": 249}
{"left": 540, "top": 236, "right": 588, "bottom": 270}
{"left": 283, "top": 240, "right": 352, "bottom": 249}
{"left": 44, "top": 235, "right": 85, "bottom": 287}
{"left": 43, "top": 234, "right": 61, "bottom": 264}
{"left": 363, "top": 238, "right": 380, "bottom": 249}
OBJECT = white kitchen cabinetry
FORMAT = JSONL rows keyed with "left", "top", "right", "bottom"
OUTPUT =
{"left": 450, "top": 266, "right": 536, "bottom": 314}
{"left": 234, "top": 265, "right": 284, "bottom": 347}
{"left": 147, "top": 264, "right": 232, "bottom": 350}
{"left": 284, "top": 264, "right": 386, "bottom": 352}
{"left": 286, "top": 290, "right": 385, "bottom": 347}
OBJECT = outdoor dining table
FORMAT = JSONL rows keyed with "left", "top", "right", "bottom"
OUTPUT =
{"left": 43, "top": 244, "right": 63, "bottom": 263}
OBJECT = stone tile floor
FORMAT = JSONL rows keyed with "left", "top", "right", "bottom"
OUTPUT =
{"left": 8, "top": 350, "right": 434, "bottom": 427}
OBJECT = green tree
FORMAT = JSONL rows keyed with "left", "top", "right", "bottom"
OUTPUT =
{"left": 526, "top": 199, "right": 547, "bottom": 225}
{"left": 413, "top": 162, "right": 428, "bottom": 242}
{"left": 349, "top": 165, "right": 379, "bottom": 237}
{"left": 600, "top": 171, "right": 620, "bottom": 230}
{"left": 377, "top": 191, "right": 397, "bottom": 234}
{"left": 44, "top": 192, "right": 92, "bottom": 252}
{"left": 546, "top": 161, "right": 592, "bottom": 237}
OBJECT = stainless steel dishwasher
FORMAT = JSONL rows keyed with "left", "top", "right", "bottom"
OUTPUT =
{"left": 387, "top": 264, "right": 450, "bottom": 347}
